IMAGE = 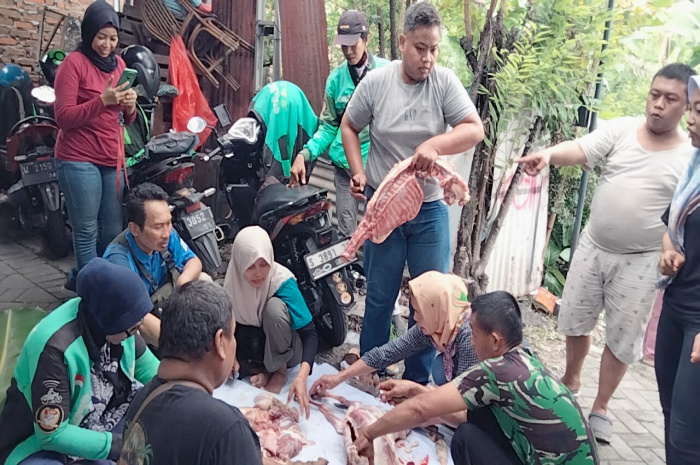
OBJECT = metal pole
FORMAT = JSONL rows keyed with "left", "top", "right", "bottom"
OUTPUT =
{"left": 570, "top": 0, "right": 615, "bottom": 257}
{"left": 253, "top": 0, "right": 266, "bottom": 92}
{"left": 273, "top": 0, "right": 282, "bottom": 81}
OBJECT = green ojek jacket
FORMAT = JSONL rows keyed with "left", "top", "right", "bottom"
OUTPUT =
{"left": 249, "top": 80, "right": 319, "bottom": 177}
{"left": 0, "top": 298, "right": 159, "bottom": 465}
{"left": 299, "top": 54, "right": 390, "bottom": 171}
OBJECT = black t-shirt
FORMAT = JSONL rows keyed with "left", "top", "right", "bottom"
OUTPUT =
{"left": 120, "top": 377, "right": 262, "bottom": 465}
{"left": 662, "top": 207, "right": 700, "bottom": 320}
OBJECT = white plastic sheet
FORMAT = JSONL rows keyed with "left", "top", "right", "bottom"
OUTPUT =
{"left": 213, "top": 363, "right": 455, "bottom": 464}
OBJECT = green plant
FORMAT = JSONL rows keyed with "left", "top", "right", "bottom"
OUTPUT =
{"left": 543, "top": 222, "right": 573, "bottom": 296}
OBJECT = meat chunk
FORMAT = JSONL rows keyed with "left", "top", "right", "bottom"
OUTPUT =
{"left": 342, "top": 158, "right": 469, "bottom": 261}
{"left": 241, "top": 393, "right": 312, "bottom": 461}
{"left": 312, "top": 393, "right": 412, "bottom": 465}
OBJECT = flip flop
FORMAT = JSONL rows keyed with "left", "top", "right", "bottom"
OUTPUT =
{"left": 588, "top": 412, "right": 613, "bottom": 444}
{"left": 570, "top": 389, "right": 581, "bottom": 398}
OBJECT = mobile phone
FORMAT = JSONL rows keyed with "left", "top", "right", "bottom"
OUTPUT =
{"left": 116, "top": 68, "right": 138, "bottom": 89}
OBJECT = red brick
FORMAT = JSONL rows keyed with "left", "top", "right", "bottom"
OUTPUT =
{"left": 0, "top": 15, "right": 12, "bottom": 26}
{"left": 25, "top": 0, "right": 49, "bottom": 4}
{"left": 15, "top": 21, "right": 36, "bottom": 29}
{"left": 0, "top": 8, "right": 23, "bottom": 20}
{"left": 0, "top": 37, "right": 17, "bottom": 45}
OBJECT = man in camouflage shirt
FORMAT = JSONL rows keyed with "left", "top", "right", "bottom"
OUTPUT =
{"left": 354, "top": 291, "right": 599, "bottom": 465}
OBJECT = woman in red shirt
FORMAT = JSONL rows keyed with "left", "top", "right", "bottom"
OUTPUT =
{"left": 54, "top": 0, "right": 137, "bottom": 290}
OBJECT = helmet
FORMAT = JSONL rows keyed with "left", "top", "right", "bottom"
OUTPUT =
{"left": 227, "top": 117, "right": 264, "bottom": 156}
{"left": 39, "top": 49, "right": 66, "bottom": 87}
{"left": 120, "top": 45, "right": 160, "bottom": 101}
{"left": 0, "top": 64, "right": 32, "bottom": 93}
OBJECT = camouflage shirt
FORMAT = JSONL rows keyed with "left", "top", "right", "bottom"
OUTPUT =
{"left": 453, "top": 347, "right": 599, "bottom": 465}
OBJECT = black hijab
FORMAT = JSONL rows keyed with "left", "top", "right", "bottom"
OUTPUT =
{"left": 77, "top": 0, "right": 120, "bottom": 73}
{"left": 76, "top": 258, "right": 153, "bottom": 349}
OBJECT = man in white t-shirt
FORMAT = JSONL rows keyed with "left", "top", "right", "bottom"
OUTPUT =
{"left": 516, "top": 63, "right": 696, "bottom": 443}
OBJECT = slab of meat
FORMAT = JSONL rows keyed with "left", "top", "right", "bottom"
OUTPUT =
{"left": 341, "top": 158, "right": 470, "bottom": 261}
{"left": 311, "top": 392, "right": 414, "bottom": 465}
{"left": 240, "top": 393, "right": 312, "bottom": 462}
{"left": 426, "top": 425, "right": 448, "bottom": 465}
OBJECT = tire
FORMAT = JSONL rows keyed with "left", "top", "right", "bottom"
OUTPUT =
{"left": 191, "top": 232, "right": 222, "bottom": 277}
{"left": 315, "top": 280, "right": 347, "bottom": 347}
{"left": 44, "top": 207, "right": 70, "bottom": 259}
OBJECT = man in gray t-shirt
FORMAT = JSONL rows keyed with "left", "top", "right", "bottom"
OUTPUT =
{"left": 340, "top": 2, "right": 483, "bottom": 384}
{"left": 516, "top": 63, "right": 696, "bottom": 443}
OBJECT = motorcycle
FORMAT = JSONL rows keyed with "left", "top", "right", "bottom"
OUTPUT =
{"left": 0, "top": 86, "right": 69, "bottom": 258}
{"left": 198, "top": 113, "right": 355, "bottom": 347}
{"left": 127, "top": 126, "right": 222, "bottom": 277}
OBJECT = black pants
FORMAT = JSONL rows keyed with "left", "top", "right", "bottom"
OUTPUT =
{"left": 655, "top": 303, "right": 700, "bottom": 465}
{"left": 451, "top": 408, "right": 523, "bottom": 465}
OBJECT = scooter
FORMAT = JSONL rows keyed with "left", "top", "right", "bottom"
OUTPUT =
{"left": 127, "top": 126, "right": 222, "bottom": 277}
{"left": 199, "top": 113, "right": 355, "bottom": 347}
{"left": 0, "top": 86, "right": 69, "bottom": 258}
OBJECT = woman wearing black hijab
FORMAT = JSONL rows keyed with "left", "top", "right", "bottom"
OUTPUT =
{"left": 0, "top": 259, "right": 159, "bottom": 465}
{"left": 54, "top": 0, "right": 139, "bottom": 291}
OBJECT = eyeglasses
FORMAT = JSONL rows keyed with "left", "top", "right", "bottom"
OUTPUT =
{"left": 125, "top": 319, "right": 144, "bottom": 337}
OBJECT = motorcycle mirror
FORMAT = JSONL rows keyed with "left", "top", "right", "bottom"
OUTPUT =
{"left": 187, "top": 117, "right": 208, "bottom": 134}
{"left": 31, "top": 86, "right": 56, "bottom": 104}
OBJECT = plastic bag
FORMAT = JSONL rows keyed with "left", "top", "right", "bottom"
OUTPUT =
{"left": 169, "top": 35, "right": 217, "bottom": 148}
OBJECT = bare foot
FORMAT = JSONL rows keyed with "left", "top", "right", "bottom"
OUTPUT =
{"left": 560, "top": 375, "right": 581, "bottom": 394}
{"left": 250, "top": 372, "right": 269, "bottom": 388}
{"left": 264, "top": 367, "right": 288, "bottom": 394}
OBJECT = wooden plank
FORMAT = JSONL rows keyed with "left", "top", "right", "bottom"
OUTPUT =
{"left": 122, "top": 3, "right": 143, "bottom": 22}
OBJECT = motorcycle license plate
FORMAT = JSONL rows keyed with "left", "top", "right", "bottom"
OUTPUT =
{"left": 20, "top": 159, "right": 58, "bottom": 186}
{"left": 182, "top": 208, "right": 215, "bottom": 239}
{"left": 304, "top": 239, "right": 355, "bottom": 281}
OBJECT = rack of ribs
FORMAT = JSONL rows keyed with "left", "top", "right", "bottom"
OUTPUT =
{"left": 311, "top": 392, "right": 427, "bottom": 465}
{"left": 341, "top": 158, "right": 470, "bottom": 261}
{"left": 240, "top": 393, "right": 313, "bottom": 462}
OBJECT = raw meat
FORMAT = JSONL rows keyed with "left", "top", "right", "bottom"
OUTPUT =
{"left": 311, "top": 392, "right": 416, "bottom": 465}
{"left": 342, "top": 158, "right": 470, "bottom": 261}
{"left": 426, "top": 425, "right": 448, "bottom": 465}
{"left": 240, "top": 393, "right": 312, "bottom": 462}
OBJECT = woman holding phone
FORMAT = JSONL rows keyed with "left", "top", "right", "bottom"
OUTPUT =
{"left": 54, "top": 0, "right": 138, "bottom": 290}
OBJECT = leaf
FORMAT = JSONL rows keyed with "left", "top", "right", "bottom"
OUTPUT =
{"left": 545, "top": 241, "right": 562, "bottom": 268}
{"left": 543, "top": 271, "right": 565, "bottom": 296}
{"left": 0, "top": 307, "right": 46, "bottom": 410}
{"left": 559, "top": 247, "right": 571, "bottom": 262}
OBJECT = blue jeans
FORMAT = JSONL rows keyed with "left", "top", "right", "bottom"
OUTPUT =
{"left": 19, "top": 450, "right": 112, "bottom": 465}
{"left": 360, "top": 189, "right": 451, "bottom": 384}
{"left": 655, "top": 302, "right": 700, "bottom": 465}
{"left": 58, "top": 161, "right": 124, "bottom": 274}
{"left": 431, "top": 353, "right": 448, "bottom": 386}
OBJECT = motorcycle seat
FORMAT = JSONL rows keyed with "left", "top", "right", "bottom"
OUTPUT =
{"left": 254, "top": 183, "right": 326, "bottom": 219}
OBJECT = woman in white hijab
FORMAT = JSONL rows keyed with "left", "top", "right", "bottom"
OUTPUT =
{"left": 224, "top": 226, "right": 317, "bottom": 418}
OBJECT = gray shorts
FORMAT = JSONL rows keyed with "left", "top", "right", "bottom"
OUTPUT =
{"left": 557, "top": 232, "right": 659, "bottom": 364}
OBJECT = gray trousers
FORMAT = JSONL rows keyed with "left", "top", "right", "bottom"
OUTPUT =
{"left": 334, "top": 165, "right": 360, "bottom": 238}
{"left": 262, "top": 297, "right": 302, "bottom": 373}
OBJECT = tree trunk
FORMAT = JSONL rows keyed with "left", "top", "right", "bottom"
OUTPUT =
{"left": 390, "top": 0, "right": 399, "bottom": 60}
{"left": 377, "top": 6, "right": 386, "bottom": 59}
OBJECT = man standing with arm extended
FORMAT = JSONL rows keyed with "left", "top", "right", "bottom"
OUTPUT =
{"left": 340, "top": 2, "right": 484, "bottom": 384}
{"left": 515, "top": 63, "right": 696, "bottom": 443}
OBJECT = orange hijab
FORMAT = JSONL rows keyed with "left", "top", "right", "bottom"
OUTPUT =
{"left": 408, "top": 271, "right": 470, "bottom": 352}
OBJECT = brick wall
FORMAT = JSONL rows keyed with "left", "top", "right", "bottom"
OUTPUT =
{"left": 0, "top": 0, "right": 91, "bottom": 79}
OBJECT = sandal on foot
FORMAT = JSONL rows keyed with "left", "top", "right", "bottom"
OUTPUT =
{"left": 588, "top": 412, "right": 613, "bottom": 444}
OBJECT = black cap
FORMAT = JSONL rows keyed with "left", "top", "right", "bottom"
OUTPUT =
{"left": 333, "top": 10, "right": 368, "bottom": 46}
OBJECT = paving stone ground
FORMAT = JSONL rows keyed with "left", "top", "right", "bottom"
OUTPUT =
{"left": 0, "top": 228, "right": 667, "bottom": 464}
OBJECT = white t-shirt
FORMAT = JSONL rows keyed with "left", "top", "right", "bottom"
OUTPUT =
{"left": 345, "top": 61, "right": 476, "bottom": 202}
{"left": 579, "top": 116, "right": 694, "bottom": 253}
